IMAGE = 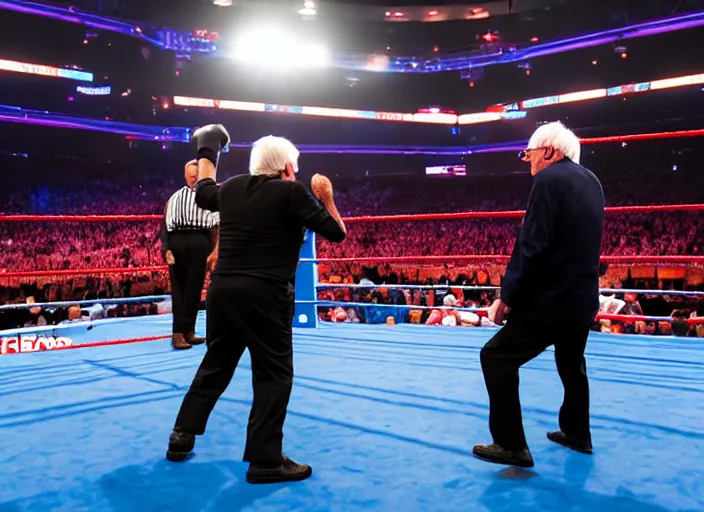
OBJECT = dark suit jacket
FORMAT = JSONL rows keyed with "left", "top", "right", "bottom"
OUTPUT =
{"left": 501, "top": 158, "right": 605, "bottom": 324}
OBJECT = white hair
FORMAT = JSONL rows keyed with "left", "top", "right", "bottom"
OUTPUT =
{"left": 526, "top": 121, "right": 581, "bottom": 164}
{"left": 249, "top": 135, "right": 300, "bottom": 176}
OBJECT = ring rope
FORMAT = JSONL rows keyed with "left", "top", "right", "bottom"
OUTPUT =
{"left": 0, "top": 334, "right": 170, "bottom": 356}
{"left": 594, "top": 314, "right": 703, "bottom": 325}
{"left": 0, "top": 266, "right": 168, "bottom": 278}
{"left": 598, "top": 288, "right": 704, "bottom": 297}
{"left": 309, "top": 300, "right": 704, "bottom": 325}
{"left": 0, "top": 294, "right": 170, "bottom": 311}
{"left": 318, "top": 283, "right": 501, "bottom": 291}
{"left": 0, "top": 203, "right": 702, "bottom": 224}
{"left": 342, "top": 203, "right": 704, "bottom": 224}
{"left": 581, "top": 129, "right": 704, "bottom": 144}
{"left": 306, "top": 255, "right": 704, "bottom": 264}
{"left": 317, "top": 283, "right": 704, "bottom": 297}
{"left": 0, "top": 214, "right": 163, "bottom": 222}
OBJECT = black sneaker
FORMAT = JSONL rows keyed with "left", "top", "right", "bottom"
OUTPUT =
{"left": 246, "top": 454, "right": 313, "bottom": 484}
{"left": 166, "top": 431, "right": 195, "bottom": 462}
{"left": 547, "top": 431, "right": 593, "bottom": 454}
{"left": 472, "top": 443, "right": 535, "bottom": 468}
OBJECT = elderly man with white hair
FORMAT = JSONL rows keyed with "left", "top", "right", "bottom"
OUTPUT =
{"left": 166, "top": 124, "right": 346, "bottom": 484}
{"left": 473, "top": 121, "right": 604, "bottom": 468}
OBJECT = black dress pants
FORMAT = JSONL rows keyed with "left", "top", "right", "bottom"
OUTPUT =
{"left": 479, "top": 318, "right": 592, "bottom": 450}
{"left": 168, "top": 231, "right": 211, "bottom": 335}
{"left": 174, "top": 274, "right": 295, "bottom": 465}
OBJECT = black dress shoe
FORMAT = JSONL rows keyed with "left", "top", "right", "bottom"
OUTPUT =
{"left": 547, "top": 431, "right": 593, "bottom": 454}
{"left": 166, "top": 431, "right": 195, "bottom": 462}
{"left": 246, "top": 454, "right": 313, "bottom": 484}
{"left": 472, "top": 443, "right": 535, "bottom": 468}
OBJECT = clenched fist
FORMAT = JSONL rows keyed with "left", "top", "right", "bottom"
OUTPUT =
{"left": 311, "top": 173, "right": 333, "bottom": 202}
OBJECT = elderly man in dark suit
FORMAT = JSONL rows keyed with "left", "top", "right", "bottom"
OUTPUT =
{"left": 473, "top": 121, "right": 605, "bottom": 468}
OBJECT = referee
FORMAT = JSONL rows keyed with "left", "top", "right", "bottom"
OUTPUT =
{"left": 162, "top": 159, "right": 220, "bottom": 350}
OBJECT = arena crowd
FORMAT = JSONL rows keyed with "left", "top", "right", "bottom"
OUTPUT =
{"left": 0, "top": 153, "right": 701, "bottom": 334}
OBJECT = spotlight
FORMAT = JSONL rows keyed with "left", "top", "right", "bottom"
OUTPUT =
{"left": 299, "top": 1, "right": 316, "bottom": 16}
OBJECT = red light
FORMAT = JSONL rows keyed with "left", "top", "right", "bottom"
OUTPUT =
{"left": 621, "top": 52, "right": 628, "bottom": 59}
{"left": 530, "top": 36, "right": 539, "bottom": 42}
{"left": 526, "top": 69, "right": 531, "bottom": 76}
{"left": 385, "top": 11, "right": 391, "bottom": 16}
{"left": 469, "top": 81, "right": 475, "bottom": 88}
{"left": 428, "top": 10, "right": 438, "bottom": 16}
{"left": 592, "top": 60, "right": 598, "bottom": 65}
{"left": 433, "top": 46, "right": 439, "bottom": 52}
{"left": 162, "top": 103, "right": 169, "bottom": 109}
{"left": 193, "top": 29, "right": 219, "bottom": 42}
{"left": 393, "top": 12, "right": 404, "bottom": 17}
{"left": 482, "top": 32, "right": 498, "bottom": 43}
{"left": 83, "top": 39, "right": 88, "bottom": 44}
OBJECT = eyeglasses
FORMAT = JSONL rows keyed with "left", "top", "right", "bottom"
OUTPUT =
{"left": 517, "top": 147, "right": 547, "bottom": 160}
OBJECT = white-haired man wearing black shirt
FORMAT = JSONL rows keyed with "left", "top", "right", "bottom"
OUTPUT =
{"left": 166, "top": 125, "right": 347, "bottom": 484}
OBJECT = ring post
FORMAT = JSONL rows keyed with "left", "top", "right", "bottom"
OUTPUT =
{"left": 293, "top": 230, "right": 318, "bottom": 328}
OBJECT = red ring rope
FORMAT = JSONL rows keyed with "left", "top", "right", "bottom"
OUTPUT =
{"left": 0, "top": 334, "right": 170, "bottom": 356}
{"left": 581, "top": 129, "right": 704, "bottom": 144}
{"left": 0, "top": 266, "right": 168, "bottom": 278}
{"left": 1, "top": 203, "right": 702, "bottom": 223}
{"left": 0, "top": 214, "right": 163, "bottom": 222}
{"left": 343, "top": 203, "right": 704, "bottom": 223}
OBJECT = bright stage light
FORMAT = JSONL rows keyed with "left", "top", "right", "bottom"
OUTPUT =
{"left": 299, "top": 0, "right": 316, "bottom": 16}
{"left": 232, "top": 26, "right": 330, "bottom": 69}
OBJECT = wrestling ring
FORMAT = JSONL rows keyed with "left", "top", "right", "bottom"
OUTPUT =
{"left": 1, "top": 202, "right": 703, "bottom": 512}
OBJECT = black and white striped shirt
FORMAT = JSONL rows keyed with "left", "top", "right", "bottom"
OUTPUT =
{"left": 165, "top": 186, "right": 219, "bottom": 232}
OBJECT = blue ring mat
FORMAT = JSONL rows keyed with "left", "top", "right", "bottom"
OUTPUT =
{"left": 0, "top": 312, "right": 702, "bottom": 512}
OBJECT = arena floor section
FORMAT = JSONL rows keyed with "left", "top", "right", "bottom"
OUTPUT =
{"left": 0, "top": 313, "right": 702, "bottom": 512}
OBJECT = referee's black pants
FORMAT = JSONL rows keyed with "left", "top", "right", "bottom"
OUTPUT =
{"left": 168, "top": 230, "right": 212, "bottom": 336}
{"left": 479, "top": 319, "right": 592, "bottom": 450}
{"left": 174, "top": 274, "right": 295, "bottom": 465}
